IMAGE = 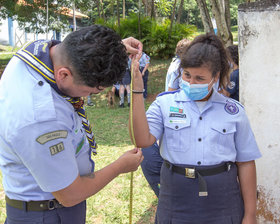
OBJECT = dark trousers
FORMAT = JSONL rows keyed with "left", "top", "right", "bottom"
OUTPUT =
{"left": 5, "top": 200, "right": 86, "bottom": 224}
{"left": 141, "top": 143, "right": 163, "bottom": 197}
{"left": 139, "top": 67, "right": 149, "bottom": 99}
{"left": 156, "top": 163, "right": 244, "bottom": 224}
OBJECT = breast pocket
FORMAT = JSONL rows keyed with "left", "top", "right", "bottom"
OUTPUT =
{"left": 164, "top": 119, "right": 191, "bottom": 152}
{"left": 210, "top": 123, "right": 236, "bottom": 155}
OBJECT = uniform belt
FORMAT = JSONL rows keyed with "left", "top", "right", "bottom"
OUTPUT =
{"left": 164, "top": 160, "right": 233, "bottom": 197}
{"left": 5, "top": 196, "right": 64, "bottom": 212}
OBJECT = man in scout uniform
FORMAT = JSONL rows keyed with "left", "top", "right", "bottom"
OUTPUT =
{"left": 0, "top": 25, "right": 143, "bottom": 223}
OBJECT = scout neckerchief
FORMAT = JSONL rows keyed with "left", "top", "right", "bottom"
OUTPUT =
{"left": 14, "top": 40, "right": 97, "bottom": 155}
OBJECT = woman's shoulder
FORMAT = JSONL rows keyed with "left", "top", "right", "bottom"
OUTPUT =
{"left": 157, "top": 90, "right": 180, "bottom": 99}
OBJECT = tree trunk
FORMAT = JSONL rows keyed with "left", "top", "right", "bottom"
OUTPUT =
{"left": 177, "top": 0, "right": 184, "bottom": 23}
{"left": 142, "top": 0, "right": 154, "bottom": 17}
{"left": 209, "top": 0, "right": 233, "bottom": 46}
{"left": 117, "top": 0, "right": 120, "bottom": 28}
{"left": 123, "top": 0, "right": 125, "bottom": 19}
{"left": 195, "top": 0, "right": 214, "bottom": 33}
{"left": 100, "top": 0, "right": 106, "bottom": 20}
{"left": 138, "top": 0, "right": 141, "bottom": 38}
{"left": 94, "top": 0, "right": 101, "bottom": 18}
{"left": 169, "top": 0, "right": 177, "bottom": 38}
{"left": 151, "top": 0, "right": 155, "bottom": 18}
{"left": 224, "top": 0, "right": 233, "bottom": 43}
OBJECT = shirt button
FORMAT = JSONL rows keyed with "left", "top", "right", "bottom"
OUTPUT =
{"left": 38, "top": 81, "right": 44, "bottom": 86}
{"left": 199, "top": 116, "right": 202, "bottom": 120}
{"left": 197, "top": 161, "right": 201, "bottom": 165}
{"left": 198, "top": 138, "right": 202, "bottom": 142}
{"left": 175, "top": 125, "right": 179, "bottom": 129}
{"left": 223, "top": 129, "right": 226, "bottom": 133}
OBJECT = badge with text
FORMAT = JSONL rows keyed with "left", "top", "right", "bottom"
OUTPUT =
{"left": 36, "top": 130, "right": 68, "bottom": 144}
{"left": 170, "top": 106, "right": 183, "bottom": 113}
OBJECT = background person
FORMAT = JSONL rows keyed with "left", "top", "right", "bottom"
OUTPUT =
{"left": 165, "top": 38, "right": 191, "bottom": 91}
{"left": 87, "top": 95, "right": 94, "bottom": 106}
{"left": 119, "top": 57, "right": 132, "bottom": 107}
{"left": 138, "top": 51, "right": 150, "bottom": 100}
{"left": 226, "top": 44, "right": 239, "bottom": 101}
{"left": 130, "top": 33, "right": 261, "bottom": 223}
{"left": 0, "top": 25, "right": 143, "bottom": 224}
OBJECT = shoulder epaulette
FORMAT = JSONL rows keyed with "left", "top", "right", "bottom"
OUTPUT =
{"left": 227, "top": 98, "right": 244, "bottom": 109}
{"left": 157, "top": 90, "right": 179, "bottom": 97}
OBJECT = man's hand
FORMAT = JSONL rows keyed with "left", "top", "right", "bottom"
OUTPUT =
{"left": 122, "top": 37, "right": 143, "bottom": 55}
{"left": 116, "top": 148, "right": 144, "bottom": 174}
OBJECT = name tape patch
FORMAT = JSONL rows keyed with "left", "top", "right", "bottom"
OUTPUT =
{"left": 169, "top": 113, "right": 186, "bottom": 118}
{"left": 36, "top": 130, "right": 68, "bottom": 144}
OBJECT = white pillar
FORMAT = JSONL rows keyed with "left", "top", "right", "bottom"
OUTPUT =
{"left": 238, "top": 2, "right": 280, "bottom": 223}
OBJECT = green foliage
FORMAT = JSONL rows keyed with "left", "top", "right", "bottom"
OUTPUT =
{"left": 96, "top": 14, "right": 196, "bottom": 58}
{"left": 155, "top": 0, "right": 173, "bottom": 17}
{"left": 146, "top": 20, "right": 196, "bottom": 58}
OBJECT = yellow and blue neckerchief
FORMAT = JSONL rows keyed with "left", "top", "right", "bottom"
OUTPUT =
{"left": 14, "top": 40, "right": 97, "bottom": 155}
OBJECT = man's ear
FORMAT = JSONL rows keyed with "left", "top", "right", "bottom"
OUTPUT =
{"left": 54, "top": 67, "right": 74, "bottom": 86}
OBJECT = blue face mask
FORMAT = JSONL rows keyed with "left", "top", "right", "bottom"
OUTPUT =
{"left": 181, "top": 78, "right": 214, "bottom": 101}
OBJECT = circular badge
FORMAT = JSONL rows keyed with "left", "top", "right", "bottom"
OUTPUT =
{"left": 224, "top": 102, "right": 239, "bottom": 115}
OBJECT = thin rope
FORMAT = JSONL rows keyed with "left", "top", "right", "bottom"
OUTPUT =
{"left": 129, "top": 63, "right": 136, "bottom": 224}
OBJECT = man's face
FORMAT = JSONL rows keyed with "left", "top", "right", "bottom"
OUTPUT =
{"left": 61, "top": 82, "right": 105, "bottom": 98}
{"left": 55, "top": 67, "right": 105, "bottom": 97}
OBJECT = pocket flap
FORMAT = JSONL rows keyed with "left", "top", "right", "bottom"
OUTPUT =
{"left": 211, "top": 123, "right": 236, "bottom": 134}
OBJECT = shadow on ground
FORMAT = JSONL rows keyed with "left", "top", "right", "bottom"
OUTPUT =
{"left": 135, "top": 199, "right": 157, "bottom": 224}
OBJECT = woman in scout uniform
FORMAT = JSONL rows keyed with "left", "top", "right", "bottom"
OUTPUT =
{"left": 130, "top": 33, "right": 261, "bottom": 223}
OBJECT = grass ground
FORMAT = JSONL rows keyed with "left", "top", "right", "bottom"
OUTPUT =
{"left": 0, "top": 56, "right": 171, "bottom": 224}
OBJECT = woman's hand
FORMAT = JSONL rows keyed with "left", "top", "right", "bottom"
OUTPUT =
{"left": 242, "top": 214, "right": 257, "bottom": 224}
{"left": 131, "top": 53, "right": 144, "bottom": 92}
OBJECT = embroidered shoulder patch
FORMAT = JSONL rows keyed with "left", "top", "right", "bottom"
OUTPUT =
{"left": 49, "top": 142, "right": 64, "bottom": 156}
{"left": 36, "top": 130, "right": 68, "bottom": 144}
{"left": 224, "top": 102, "right": 239, "bottom": 115}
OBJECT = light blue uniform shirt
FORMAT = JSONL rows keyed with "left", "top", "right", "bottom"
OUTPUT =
{"left": 0, "top": 57, "right": 94, "bottom": 201}
{"left": 165, "top": 57, "right": 182, "bottom": 91}
{"left": 146, "top": 89, "right": 261, "bottom": 165}
{"left": 139, "top": 52, "right": 150, "bottom": 68}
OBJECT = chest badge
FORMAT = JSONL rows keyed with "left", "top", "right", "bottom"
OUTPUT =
{"left": 224, "top": 102, "right": 239, "bottom": 115}
{"left": 170, "top": 106, "right": 183, "bottom": 113}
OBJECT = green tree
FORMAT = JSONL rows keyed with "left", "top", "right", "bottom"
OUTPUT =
{"left": 0, "top": 0, "right": 75, "bottom": 33}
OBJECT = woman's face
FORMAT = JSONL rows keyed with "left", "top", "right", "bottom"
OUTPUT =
{"left": 182, "top": 66, "right": 219, "bottom": 91}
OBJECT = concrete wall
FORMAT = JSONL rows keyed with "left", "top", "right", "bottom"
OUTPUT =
{"left": 238, "top": 1, "right": 280, "bottom": 223}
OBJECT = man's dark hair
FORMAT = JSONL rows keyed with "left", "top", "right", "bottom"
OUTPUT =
{"left": 227, "top": 45, "right": 239, "bottom": 66}
{"left": 62, "top": 25, "right": 128, "bottom": 88}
